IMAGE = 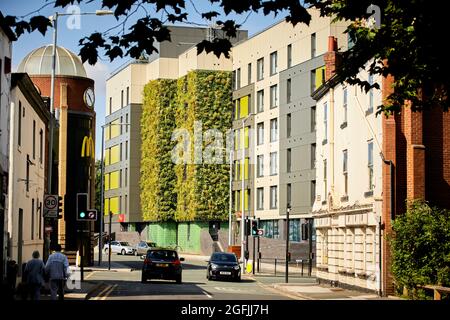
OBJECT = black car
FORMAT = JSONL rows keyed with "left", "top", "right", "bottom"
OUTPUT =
{"left": 206, "top": 252, "right": 241, "bottom": 281}
{"left": 141, "top": 249, "right": 184, "bottom": 284}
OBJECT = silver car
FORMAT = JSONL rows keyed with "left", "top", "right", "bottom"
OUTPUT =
{"left": 104, "top": 241, "right": 135, "bottom": 255}
{"left": 134, "top": 241, "right": 157, "bottom": 256}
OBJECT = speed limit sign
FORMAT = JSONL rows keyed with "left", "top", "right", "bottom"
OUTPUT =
{"left": 44, "top": 194, "right": 58, "bottom": 218}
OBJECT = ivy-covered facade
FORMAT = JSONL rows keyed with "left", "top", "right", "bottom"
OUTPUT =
{"left": 141, "top": 71, "right": 233, "bottom": 253}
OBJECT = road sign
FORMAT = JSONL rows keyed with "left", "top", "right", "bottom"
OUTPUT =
{"left": 44, "top": 194, "right": 59, "bottom": 217}
{"left": 257, "top": 229, "right": 264, "bottom": 236}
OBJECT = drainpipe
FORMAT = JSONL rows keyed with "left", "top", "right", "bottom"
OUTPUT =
{"left": 329, "top": 87, "right": 335, "bottom": 203}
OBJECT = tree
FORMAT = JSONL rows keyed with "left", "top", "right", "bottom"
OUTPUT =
{"left": 1, "top": 0, "right": 447, "bottom": 113}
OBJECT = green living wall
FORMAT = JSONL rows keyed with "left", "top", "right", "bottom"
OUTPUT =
{"left": 140, "top": 79, "right": 178, "bottom": 221}
{"left": 174, "top": 70, "right": 232, "bottom": 222}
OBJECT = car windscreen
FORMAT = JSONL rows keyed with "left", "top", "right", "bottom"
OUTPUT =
{"left": 146, "top": 242, "right": 156, "bottom": 247}
{"left": 211, "top": 253, "right": 237, "bottom": 262}
{"left": 120, "top": 242, "right": 130, "bottom": 246}
{"left": 147, "top": 250, "right": 178, "bottom": 261}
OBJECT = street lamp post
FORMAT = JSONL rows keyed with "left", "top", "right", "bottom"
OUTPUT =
{"left": 46, "top": 9, "right": 113, "bottom": 261}
{"left": 228, "top": 149, "right": 233, "bottom": 246}
{"left": 99, "top": 123, "right": 130, "bottom": 269}
{"left": 285, "top": 203, "right": 291, "bottom": 283}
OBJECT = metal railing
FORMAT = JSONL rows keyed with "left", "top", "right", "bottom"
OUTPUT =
{"left": 256, "top": 257, "right": 314, "bottom": 277}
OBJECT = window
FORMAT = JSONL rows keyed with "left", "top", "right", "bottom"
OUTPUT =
{"left": 270, "top": 85, "right": 278, "bottom": 108}
{"left": 26, "top": 155, "right": 30, "bottom": 192}
{"left": 125, "top": 195, "right": 128, "bottom": 214}
{"left": 126, "top": 86, "right": 129, "bottom": 105}
{"left": 287, "top": 148, "right": 292, "bottom": 173}
{"left": 368, "top": 141, "right": 374, "bottom": 190}
{"left": 270, "top": 118, "right": 278, "bottom": 142}
{"left": 247, "top": 63, "right": 252, "bottom": 85}
{"left": 287, "top": 44, "right": 292, "bottom": 68}
{"left": 121, "top": 90, "right": 124, "bottom": 108}
{"left": 257, "top": 90, "right": 264, "bottom": 113}
{"left": 39, "top": 129, "right": 43, "bottom": 164}
{"left": 234, "top": 99, "right": 241, "bottom": 120}
{"left": 236, "top": 68, "right": 241, "bottom": 89}
{"left": 257, "top": 58, "right": 264, "bottom": 81}
{"left": 257, "top": 155, "right": 264, "bottom": 177}
{"left": 120, "top": 116, "right": 123, "bottom": 135}
{"left": 18, "top": 101, "right": 22, "bottom": 147}
{"left": 343, "top": 150, "right": 348, "bottom": 195}
{"left": 31, "top": 199, "right": 35, "bottom": 240}
{"left": 311, "top": 180, "right": 316, "bottom": 206}
{"left": 287, "top": 79, "right": 292, "bottom": 103}
{"left": 125, "top": 141, "right": 128, "bottom": 160}
{"left": 109, "top": 97, "right": 112, "bottom": 115}
{"left": 311, "top": 33, "right": 316, "bottom": 58}
{"left": 125, "top": 168, "right": 128, "bottom": 187}
{"left": 311, "top": 70, "right": 316, "bottom": 93}
{"left": 32, "top": 120, "right": 36, "bottom": 159}
{"left": 257, "top": 187, "right": 264, "bottom": 210}
{"left": 323, "top": 159, "right": 327, "bottom": 199}
{"left": 311, "top": 106, "right": 316, "bottom": 132}
{"left": 125, "top": 114, "right": 129, "bottom": 132}
{"left": 343, "top": 87, "right": 348, "bottom": 124}
{"left": 270, "top": 152, "right": 278, "bottom": 176}
{"left": 368, "top": 74, "right": 374, "bottom": 114}
{"left": 270, "top": 186, "right": 278, "bottom": 209}
{"left": 270, "top": 51, "right": 278, "bottom": 75}
{"left": 38, "top": 201, "right": 42, "bottom": 239}
{"left": 234, "top": 160, "right": 241, "bottom": 180}
{"left": 311, "top": 143, "right": 316, "bottom": 169}
{"left": 287, "top": 113, "right": 292, "bottom": 138}
{"left": 287, "top": 183, "right": 292, "bottom": 207}
{"left": 323, "top": 102, "right": 328, "bottom": 143}
{"left": 257, "top": 122, "right": 264, "bottom": 145}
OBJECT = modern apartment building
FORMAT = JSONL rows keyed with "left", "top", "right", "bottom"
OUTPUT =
{"left": 104, "top": 26, "right": 247, "bottom": 245}
{"left": 311, "top": 38, "right": 383, "bottom": 292}
{"left": 231, "top": 9, "right": 348, "bottom": 259}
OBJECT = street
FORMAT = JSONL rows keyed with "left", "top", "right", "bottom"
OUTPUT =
{"left": 84, "top": 254, "right": 303, "bottom": 300}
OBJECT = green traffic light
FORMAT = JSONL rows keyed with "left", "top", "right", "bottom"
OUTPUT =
{"left": 80, "top": 212, "right": 86, "bottom": 218}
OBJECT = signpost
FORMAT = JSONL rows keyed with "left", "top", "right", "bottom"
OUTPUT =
{"left": 43, "top": 194, "right": 58, "bottom": 218}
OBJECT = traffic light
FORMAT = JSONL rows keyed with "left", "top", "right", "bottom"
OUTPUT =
{"left": 57, "top": 196, "right": 63, "bottom": 219}
{"left": 76, "top": 193, "right": 88, "bottom": 221}
{"left": 245, "top": 218, "right": 251, "bottom": 236}
{"left": 251, "top": 219, "right": 258, "bottom": 236}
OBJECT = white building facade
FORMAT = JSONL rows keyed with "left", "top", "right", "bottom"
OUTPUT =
{"left": 312, "top": 47, "right": 383, "bottom": 292}
{"left": 8, "top": 73, "right": 49, "bottom": 275}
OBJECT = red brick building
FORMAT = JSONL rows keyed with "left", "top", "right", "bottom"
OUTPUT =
{"left": 381, "top": 75, "right": 450, "bottom": 295}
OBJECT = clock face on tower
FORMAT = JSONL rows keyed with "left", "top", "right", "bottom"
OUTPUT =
{"left": 83, "top": 87, "right": 95, "bottom": 108}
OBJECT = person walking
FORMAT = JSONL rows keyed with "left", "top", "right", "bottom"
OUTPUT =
{"left": 24, "top": 251, "right": 45, "bottom": 300}
{"left": 45, "top": 244, "right": 69, "bottom": 301}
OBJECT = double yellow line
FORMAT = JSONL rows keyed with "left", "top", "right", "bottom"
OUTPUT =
{"left": 92, "top": 284, "right": 118, "bottom": 300}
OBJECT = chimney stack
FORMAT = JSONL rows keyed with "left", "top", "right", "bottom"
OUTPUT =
{"left": 324, "top": 36, "right": 341, "bottom": 81}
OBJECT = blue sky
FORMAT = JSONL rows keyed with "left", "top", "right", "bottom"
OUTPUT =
{"left": 0, "top": 0, "right": 285, "bottom": 159}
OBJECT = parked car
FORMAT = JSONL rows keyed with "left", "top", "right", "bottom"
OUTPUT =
{"left": 135, "top": 241, "right": 157, "bottom": 256}
{"left": 206, "top": 252, "right": 241, "bottom": 281}
{"left": 141, "top": 249, "right": 184, "bottom": 283}
{"left": 104, "top": 241, "right": 135, "bottom": 255}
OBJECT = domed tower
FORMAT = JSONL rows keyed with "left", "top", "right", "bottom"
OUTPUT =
{"left": 18, "top": 45, "right": 96, "bottom": 264}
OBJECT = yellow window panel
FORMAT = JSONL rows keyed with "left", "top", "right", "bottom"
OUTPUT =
{"left": 110, "top": 119, "right": 121, "bottom": 139}
{"left": 234, "top": 129, "right": 239, "bottom": 151}
{"left": 110, "top": 145, "right": 120, "bottom": 164}
{"left": 104, "top": 198, "right": 109, "bottom": 216}
{"left": 244, "top": 127, "right": 249, "bottom": 149}
{"left": 105, "top": 149, "right": 110, "bottom": 166}
{"left": 105, "top": 126, "right": 110, "bottom": 141}
{"left": 104, "top": 173, "right": 110, "bottom": 191}
{"left": 244, "top": 190, "right": 250, "bottom": 211}
{"left": 316, "top": 66, "right": 326, "bottom": 89}
{"left": 109, "top": 171, "right": 120, "bottom": 189}
{"left": 244, "top": 158, "right": 249, "bottom": 179}
{"left": 240, "top": 95, "right": 249, "bottom": 118}
{"left": 109, "top": 197, "right": 120, "bottom": 214}
{"left": 234, "top": 100, "right": 240, "bottom": 120}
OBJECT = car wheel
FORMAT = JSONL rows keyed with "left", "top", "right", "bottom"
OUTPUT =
{"left": 235, "top": 276, "right": 241, "bottom": 282}
{"left": 176, "top": 275, "right": 182, "bottom": 284}
{"left": 121, "top": 249, "right": 126, "bottom": 255}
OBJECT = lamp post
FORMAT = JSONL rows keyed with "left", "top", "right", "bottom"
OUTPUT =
{"left": 285, "top": 203, "right": 291, "bottom": 283}
{"left": 99, "top": 123, "right": 130, "bottom": 268}
{"left": 45, "top": 10, "right": 113, "bottom": 261}
{"left": 240, "top": 113, "right": 254, "bottom": 270}
{"left": 228, "top": 149, "right": 233, "bottom": 246}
